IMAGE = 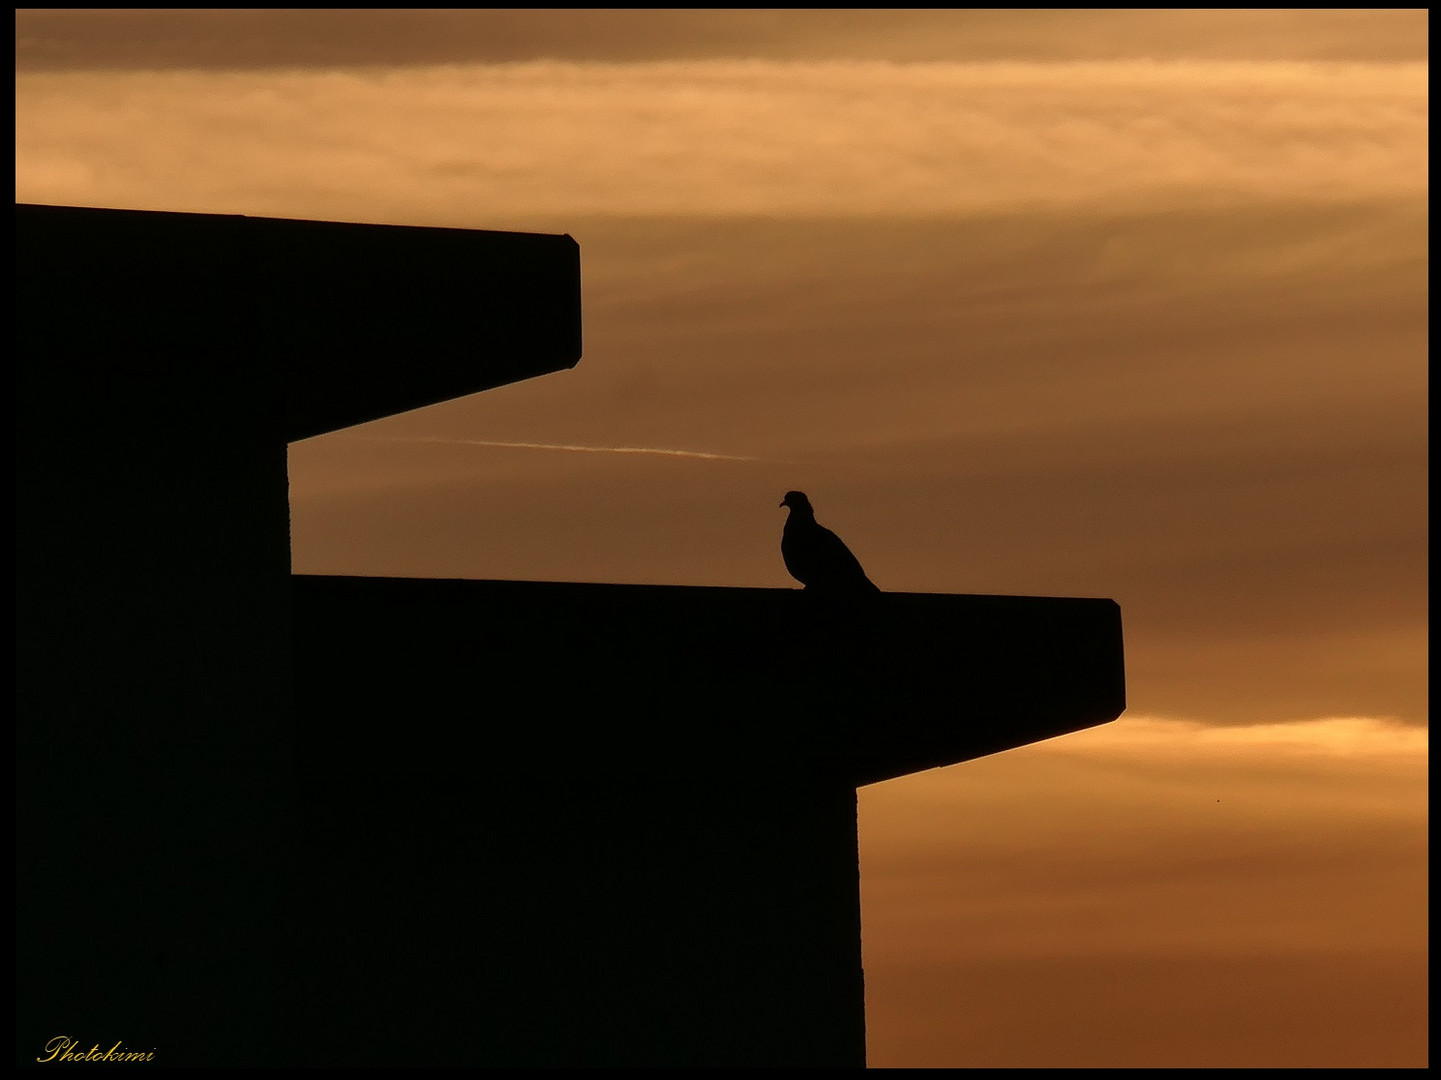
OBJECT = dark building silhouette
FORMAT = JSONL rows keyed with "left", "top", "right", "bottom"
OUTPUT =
{"left": 14, "top": 203, "right": 1125, "bottom": 1068}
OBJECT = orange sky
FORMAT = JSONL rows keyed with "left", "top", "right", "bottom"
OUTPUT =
{"left": 16, "top": 10, "right": 1427, "bottom": 1067}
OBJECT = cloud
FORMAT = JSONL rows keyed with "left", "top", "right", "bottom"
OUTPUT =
{"left": 859, "top": 714, "right": 1428, "bottom": 1065}
{"left": 1039, "top": 713, "right": 1427, "bottom": 760}
{"left": 15, "top": 10, "right": 1432, "bottom": 71}
{"left": 16, "top": 60, "right": 1428, "bottom": 221}
{"left": 862, "top": 715, "right": 1428, "bottom": 862}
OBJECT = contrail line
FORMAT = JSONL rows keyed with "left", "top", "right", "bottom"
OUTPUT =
{"left": 341, "top": 434, "right": 762, "bottom": 462}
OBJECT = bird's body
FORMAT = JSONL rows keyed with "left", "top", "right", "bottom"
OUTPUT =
{"left": 779, "top": 491, "right": 880, "bottom": 594}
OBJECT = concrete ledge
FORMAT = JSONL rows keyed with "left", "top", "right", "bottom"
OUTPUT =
{"left": 294, "top": 575, "right": 1125, "bottom": 790}
{"left": 15, "top": 203, "right": 582, "bottom": 442}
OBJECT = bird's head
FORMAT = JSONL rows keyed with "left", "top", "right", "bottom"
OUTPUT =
{"left": 780, "top": 490, "right": 812, "bottom": 512}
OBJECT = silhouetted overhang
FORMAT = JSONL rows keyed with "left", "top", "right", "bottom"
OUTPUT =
{"left": 293, "top": 576, "right": 1125, "bottom": 790}
{"left": 15, "top": 203, "right": 582, "bottom": 441}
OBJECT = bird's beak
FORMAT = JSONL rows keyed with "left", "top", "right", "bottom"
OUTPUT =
{"left": 779, "top": 498, "right": 787, "bottom": 508}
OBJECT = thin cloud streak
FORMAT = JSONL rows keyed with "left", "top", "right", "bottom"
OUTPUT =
{"left": 16, "top": 60, "right": 1427, "bottom": 221}
{"left": 341, "top": 433, "right": 764, "bottom": 462}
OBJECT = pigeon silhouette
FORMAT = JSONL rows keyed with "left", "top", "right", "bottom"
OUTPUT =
{"left": 779, "top": 491, "right": 880, "bottom": 594}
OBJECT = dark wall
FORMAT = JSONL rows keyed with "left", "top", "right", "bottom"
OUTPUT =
{"left": 291, "top": 574, "right": 872, "bottom": 1067}
{"left": 15, "top": 205, "right": 293, "bottom": 1065}
{"left": 14, "top": 204, "right": 582, "bottom": 1067}
{"left": 287, "top": 575, "right": 1123, "bottom": 1066}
